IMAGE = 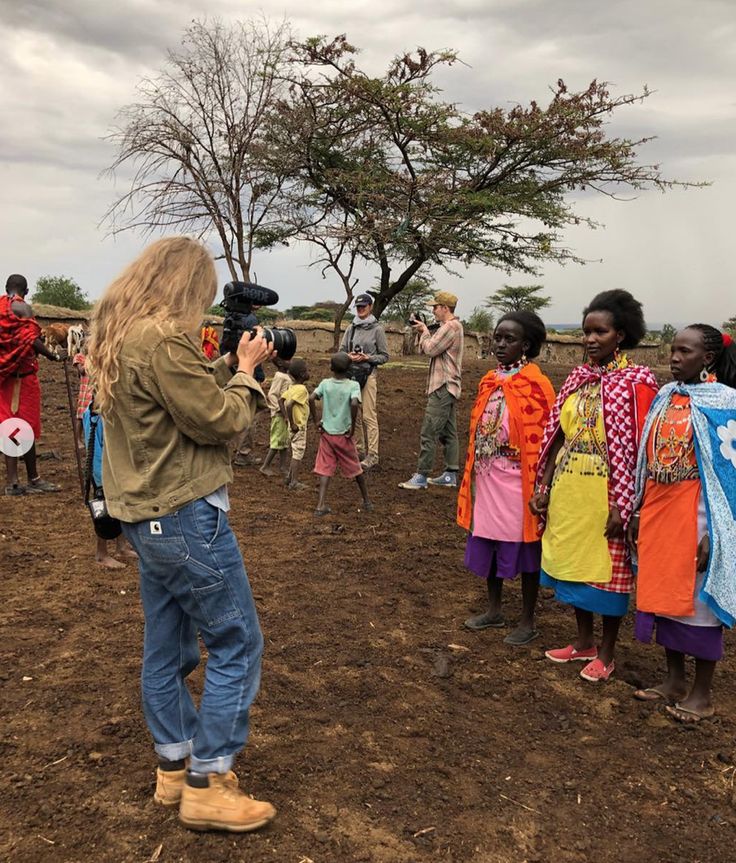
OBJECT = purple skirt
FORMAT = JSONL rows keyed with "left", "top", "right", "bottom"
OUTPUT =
{"left": 465, "top": 534, "right": 541, "bottom": 581}
{"left": 635, "top": 612, "right": 724, "bottom": 662}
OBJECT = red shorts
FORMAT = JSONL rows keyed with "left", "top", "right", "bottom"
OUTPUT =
{"left": 314, "top": 432, "right": 363, "bottom": 478}
{"left": 0, "top": 372, "right": 42, "bottom": 438}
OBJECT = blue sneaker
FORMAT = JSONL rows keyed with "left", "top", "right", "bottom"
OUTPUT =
{"left": 427, "top": 471, "right": 457, "bottom": 487}
{"left": 398, "top": 472, "right": 428, "bottom": 490}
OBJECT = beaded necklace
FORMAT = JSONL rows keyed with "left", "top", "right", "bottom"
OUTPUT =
{"left": 648, "top": 392, "right": 698, "bottom": 483}
{"left": 497, "top": 358, "right": 528, "bottom": 374}
{"left": 474, "top": 363, "right": 525, "bottom": 464}
{"left": 589, "top": 351, "right": 629, "bottom": 374}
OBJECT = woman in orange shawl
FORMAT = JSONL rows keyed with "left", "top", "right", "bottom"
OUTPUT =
{"left": 457, "top": 312, "right": 555, "bottom": 645}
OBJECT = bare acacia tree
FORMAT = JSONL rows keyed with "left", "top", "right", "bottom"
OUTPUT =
{"left": 307, "top": 229, "right": 362, "bottom": 349}
{"left": 103, "top": 18, "right": 291, "bottom": 283}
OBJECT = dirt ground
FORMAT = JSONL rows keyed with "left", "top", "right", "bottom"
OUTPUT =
{"left": 2, "top": 356, "right": 736, "bottom": 863}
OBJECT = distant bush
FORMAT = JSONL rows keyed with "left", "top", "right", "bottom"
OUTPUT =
{"left": 33, "top": 276, "right": 91, "bottom": 311}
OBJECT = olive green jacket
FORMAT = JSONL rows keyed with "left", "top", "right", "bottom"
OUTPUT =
{"left": 101, "top": 321, "right": 265, "bottom": 522}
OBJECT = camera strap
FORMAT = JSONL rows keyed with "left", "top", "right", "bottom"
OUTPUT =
{"left": 84, "top": 408, "right": 101, "bottom": 504}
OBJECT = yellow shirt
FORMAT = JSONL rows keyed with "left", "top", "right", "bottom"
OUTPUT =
{"left": 541, "top": 383, "right": 612, "bottom": 583}
{"left": 282, "top": 383, "right": 310, "bottom": 428}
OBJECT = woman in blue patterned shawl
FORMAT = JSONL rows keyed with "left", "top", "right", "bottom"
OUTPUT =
{"left": 629, "top": 325, "right": 736, "bottom": 723}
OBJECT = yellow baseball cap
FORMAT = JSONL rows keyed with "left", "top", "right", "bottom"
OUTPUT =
{"left": 426, "top": 290, "right": 458, "bottom": 309}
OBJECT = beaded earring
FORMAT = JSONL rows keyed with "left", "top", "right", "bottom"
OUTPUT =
{"left": 699, "top": 366, "right": 710, "bottom": 383}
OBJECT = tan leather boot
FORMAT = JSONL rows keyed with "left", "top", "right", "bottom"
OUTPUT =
{"left": 179, "top": 773, "right": 276, "bottom": 832}
{"left": 154, "top": 767, "right": 187, "bottom": 806}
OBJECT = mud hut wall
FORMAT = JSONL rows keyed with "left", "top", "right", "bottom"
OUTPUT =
{"left": 248, "top": 321, "right": 482, "bottom": 360}
{"left": 200, "top": 321, "right": 669, "bottom": 367}
{"left": 539, "top": 337, "right": 666, "bottom": 367}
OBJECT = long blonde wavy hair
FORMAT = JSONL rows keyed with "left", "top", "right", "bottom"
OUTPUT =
{"left": 88, "top": 237, "right": 217, "bottom": 415}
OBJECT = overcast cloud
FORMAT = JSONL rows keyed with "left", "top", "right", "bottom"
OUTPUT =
{"left": 0, "top": 0, "right": 733, "bottom": 326}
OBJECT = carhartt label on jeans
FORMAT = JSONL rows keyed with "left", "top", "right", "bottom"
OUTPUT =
{"left": 150, "top": 521, "right": 162, "bottom": 535}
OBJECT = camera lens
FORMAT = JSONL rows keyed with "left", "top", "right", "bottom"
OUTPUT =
{"left": 262, "top": 327, "right": 297, "bottom": 361}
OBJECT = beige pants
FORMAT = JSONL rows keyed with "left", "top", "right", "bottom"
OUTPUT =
{"left": 289, "top": 426, "right": 307, "bottom": 461}
{"left": 357, "top": 372, "right": 379, "bottom": 456}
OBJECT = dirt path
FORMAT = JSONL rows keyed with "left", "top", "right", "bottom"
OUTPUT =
{"left": 2, "top": 358, "right": 735, "bottom": 862}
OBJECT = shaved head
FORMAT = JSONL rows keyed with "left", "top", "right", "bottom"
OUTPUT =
{"left": 6, "top": 274, "right": 28, "bottom": 295}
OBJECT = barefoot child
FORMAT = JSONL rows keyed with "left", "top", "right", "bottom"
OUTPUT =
{"left": 279, "top": 358, "right": 310, "bottom": 490}
{"left": 310, "top": 352, "right": 373, "bottom": 516}
{"left": 260, "top": 357, "right": 292, "bottom": 477}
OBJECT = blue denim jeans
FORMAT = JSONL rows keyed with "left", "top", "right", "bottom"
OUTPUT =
{"left": 122, "top": 498, "right": 263, "bottom": 774}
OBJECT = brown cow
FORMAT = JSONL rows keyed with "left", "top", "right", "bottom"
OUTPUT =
{"left": 42, "top": 323, "right": 70, "bottom": 353}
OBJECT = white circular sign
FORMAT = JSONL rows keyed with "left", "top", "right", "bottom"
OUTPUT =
{"left": 0, "top": 418, "right": 35, "bottom": 457}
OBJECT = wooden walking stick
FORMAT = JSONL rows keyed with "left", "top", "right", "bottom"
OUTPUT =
{"left": 62, "top": 358, "right": 85, "bottom": 498}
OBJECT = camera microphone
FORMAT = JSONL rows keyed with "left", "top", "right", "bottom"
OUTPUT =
{"left": 219, "top": 280, "right": 297, "bottom": 360}
{"left": 222, "top": 281, "right": 280, "bottom": 307}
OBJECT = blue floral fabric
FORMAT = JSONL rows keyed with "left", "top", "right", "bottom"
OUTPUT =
{"left": 635, "top": 381, "right": 736, "bottom": 627}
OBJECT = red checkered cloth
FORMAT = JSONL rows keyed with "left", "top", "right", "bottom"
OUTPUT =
{"left": 0, "top": 294, "right": 40, "bottom": 377}
{"left": 597, "top": 536, "right": 634, "bottom": 594}
{"left": 76, "top": 374, "right": 93, "bottom": 418}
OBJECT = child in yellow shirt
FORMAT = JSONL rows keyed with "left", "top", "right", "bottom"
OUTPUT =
{"left": 279, "top": 357, "right": 311, "bottom": 490}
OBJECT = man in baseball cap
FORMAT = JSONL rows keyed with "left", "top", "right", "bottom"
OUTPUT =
{"left": 339, "top": 292, "right": 389, "bottom": 469}
{"left": 399, "top": 289, "right": 464, "bottom": 490}
{"left": 425, "top": 290, "right": 458, "bottom": 310}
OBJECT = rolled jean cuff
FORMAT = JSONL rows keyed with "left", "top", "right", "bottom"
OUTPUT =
{"left": 190, "top": 753, "right": 235, "bottom": 774}
{"left": 155, "top": 739, "right": 193, "bottom": 762}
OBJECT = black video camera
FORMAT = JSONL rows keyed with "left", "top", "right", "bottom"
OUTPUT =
{"left": 220, "top": 281, "right": 297, "bottom": 360}
{"left": 406, "top": 311, "right": 440, "bottom": 333}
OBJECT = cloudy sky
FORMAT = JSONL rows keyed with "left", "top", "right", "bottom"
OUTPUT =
{"left": 0, "top": 0, "right": 733, "bottom": 326}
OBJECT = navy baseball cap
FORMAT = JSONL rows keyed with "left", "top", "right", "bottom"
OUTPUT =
{"left": 354, "top": 293, "right": 374, "bottom": 307}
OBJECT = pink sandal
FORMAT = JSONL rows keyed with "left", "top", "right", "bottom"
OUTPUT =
{"left": 580, "top": 658, "right": 615, "bottom": 682}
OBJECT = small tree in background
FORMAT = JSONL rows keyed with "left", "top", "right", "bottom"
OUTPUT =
{"left": 283, "top": 304, "right": 336, "bottom": 321}
{"left": 464, "top": 306, "right": 495, "bottom": 333}
{"left": 382, "top": 277, "right": 434, "bottom": 322}
{"left": 300, "top": 308, "right": 335, "bottom": 322}
{"left": 485, "top": 284, "right": 551, "bottom": 315}
{"left": 33, "top": 276, "right": 91, "bottom": 311}
{"left": 283, "top": 305, "right": 313, "bottom": 320}
{"left": 660, "top": 323, "right": 677, "bottom": 344}
{"left": 723, "top": 316, "right": 736, "bottom": 337}
{"left": 258, "top": 308, "right": 282, "bottom": 324}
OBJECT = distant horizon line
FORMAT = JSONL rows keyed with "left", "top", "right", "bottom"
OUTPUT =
{"left": 547, "top": 322, "right": 685, "bottom": 330}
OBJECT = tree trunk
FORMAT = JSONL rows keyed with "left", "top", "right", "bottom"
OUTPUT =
{"left": 333, "top": 298, "right": 353, "bottom": 351}
{"left": 372, "top": 256, "right": 426, "bottom": 320}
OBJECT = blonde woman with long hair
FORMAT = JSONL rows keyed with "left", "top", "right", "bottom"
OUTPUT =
{"left": 87, "top": 237, "right": 276, "bottom": 833}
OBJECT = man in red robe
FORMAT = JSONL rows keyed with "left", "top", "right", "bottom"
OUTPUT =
{"left": 0, "top": 274, "right": 62, "bottom": 495}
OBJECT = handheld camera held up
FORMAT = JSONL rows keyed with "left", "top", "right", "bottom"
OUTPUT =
{"left": 220, "top": 281, "right": 297, "bottom": 360}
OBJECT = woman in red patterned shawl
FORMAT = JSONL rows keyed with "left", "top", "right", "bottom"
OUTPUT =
{"left": 0, "top": 274, "right": 62, "bottom": 495}
{"left": 530, "top": 290, "right": 657, "bottom": 682}
{"left": 458, "top": 312, "right": 555, "bottom": 646}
